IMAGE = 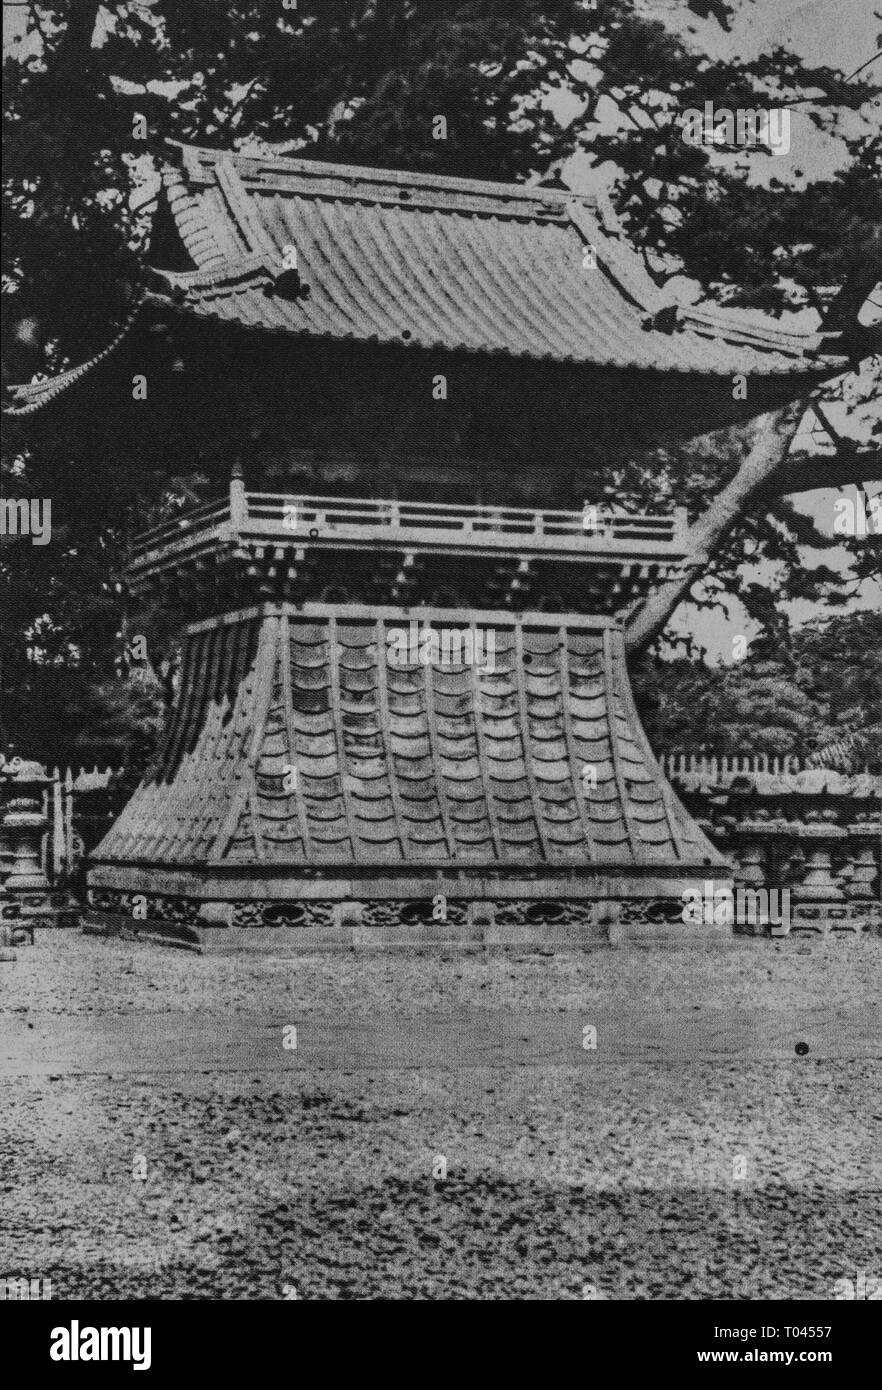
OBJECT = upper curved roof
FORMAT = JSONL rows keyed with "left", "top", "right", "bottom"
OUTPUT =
{"left": 154, "top": 142, "right": 844, "bottom": 375}
{"left": 4, "top": 141, "right": 850, "bottom": 417}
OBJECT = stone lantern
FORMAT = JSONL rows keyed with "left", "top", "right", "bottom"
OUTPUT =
{"left": 2, "top": 758, "right": 51, "bottom": 891}
{"left": 789, "top": 807, "right": 847, "bottom": 931}
{"left": 1, "top": 757, "right": 77, "bottom": 935}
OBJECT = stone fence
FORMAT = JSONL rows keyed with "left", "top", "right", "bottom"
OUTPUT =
{"left": 0, "top": 757, "right": 129, "bottom": 940}
{"left": 660, "top": 753, "right": 881, "bottom": 934}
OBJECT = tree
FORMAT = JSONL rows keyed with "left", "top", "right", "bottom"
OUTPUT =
{"left": 2, "top": 0, "right": 880, "bottom": 761}
{"left": 632, "top": 610, "right": 882, "bottom": 764}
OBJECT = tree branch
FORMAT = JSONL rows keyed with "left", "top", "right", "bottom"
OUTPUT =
{"left": 623, "top": 401, "right": 807, "bottom": 658}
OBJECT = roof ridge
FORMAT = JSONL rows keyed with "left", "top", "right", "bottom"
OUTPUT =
{"left": 166, "top": 138, "right": 588, "bottom": 212}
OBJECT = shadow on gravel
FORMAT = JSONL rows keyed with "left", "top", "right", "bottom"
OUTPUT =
{"left": 32, "top": 1178, "right": 882, "bottom": 1300}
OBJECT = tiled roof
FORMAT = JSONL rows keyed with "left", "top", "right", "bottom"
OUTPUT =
{"left": 94, "top": 607, "right": 723, "bottom": 872}
{"left": 147, "top": 142, "right": 843, "bottom": 376}
{"left": 3, "top": 142, "right": 849, "bottom": 418}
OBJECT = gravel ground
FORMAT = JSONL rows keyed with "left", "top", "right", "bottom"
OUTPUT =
{"left": 4, "top": 930, "right": 882, "bottom": 1016}
{"left": 1, "top": 932, "right": 880, "bottom": 1300}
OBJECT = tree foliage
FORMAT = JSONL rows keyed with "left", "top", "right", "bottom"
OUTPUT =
{"left": 2, "top": 0, "right": 880, "bottom": 763}
{"left": 633, "top": 609, "right": 882, "bottom": 761}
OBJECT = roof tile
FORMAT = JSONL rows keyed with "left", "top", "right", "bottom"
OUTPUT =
{"left": 149, "top": 144, "right": 845, "bottom": 377}
{"left": 4, "top": 142, "right": 850, "bottom": 417}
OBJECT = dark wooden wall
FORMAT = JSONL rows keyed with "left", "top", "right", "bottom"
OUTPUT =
{"left": 23, "top": 311, "right": 817, "bottom": 511}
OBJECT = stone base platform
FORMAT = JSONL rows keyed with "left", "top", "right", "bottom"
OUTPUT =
{"left": 80, "top": 902, "right": 737, "bottom": 954}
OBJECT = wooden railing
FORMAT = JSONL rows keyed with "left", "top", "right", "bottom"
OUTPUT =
{"left": 130, "top": 488, "right": 688, "bottom": 561}
{"left": 129, "top": 498, "right": 232, "bottom": 560}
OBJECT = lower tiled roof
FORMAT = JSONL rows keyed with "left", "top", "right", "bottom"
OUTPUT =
{"left": 94, "top": 606, "right": 722, "bottom": 871}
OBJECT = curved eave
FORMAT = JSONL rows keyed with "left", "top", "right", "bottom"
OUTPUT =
{"left": 0, "top": 285, "right": 849, "bottom": 420}
{"left": 148, "top": 150, "right": 849, "bottom": 378}
{"left": 145, "top": 259, "right": 847, "bottom": 378}
{"left": 3, "top": 305, "right": 141, "bottom": 418}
